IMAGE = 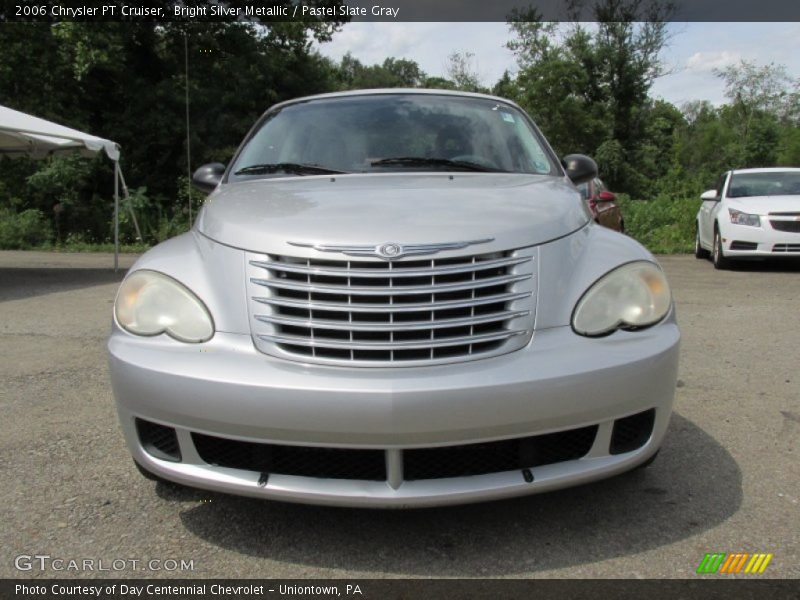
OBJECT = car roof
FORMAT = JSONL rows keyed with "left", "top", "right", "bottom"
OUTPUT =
{"left": 267, "top": 88, "right": 524, "bottom": 112}
{"left": 730, "top": 167, "right": 800, "bottom": 175}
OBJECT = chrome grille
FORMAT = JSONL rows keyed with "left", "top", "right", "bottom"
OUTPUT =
{"left": 246, "top": 248, "right": 536, "bottom": 366}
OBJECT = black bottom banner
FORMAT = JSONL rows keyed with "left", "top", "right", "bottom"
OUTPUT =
{"left": 2, "top": 579, "right": 799, "bottom": 600}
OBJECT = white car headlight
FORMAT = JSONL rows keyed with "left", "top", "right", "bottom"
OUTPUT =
{"left": 572, "top": 261, "right": 671, "bottom": 337}
{"left": 728, "top": 208, "right": 760, "bottom": 227}
{"left": 114, "top": 270, "right": 214, "bottom": 343}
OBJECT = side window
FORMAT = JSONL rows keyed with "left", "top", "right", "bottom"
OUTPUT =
{"left": 577, "top": 182, "right": 591, "bottom": 200}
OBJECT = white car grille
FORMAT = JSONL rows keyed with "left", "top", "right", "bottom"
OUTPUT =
{"left": 246, "top": 248, "right": 536, "bottom": 366}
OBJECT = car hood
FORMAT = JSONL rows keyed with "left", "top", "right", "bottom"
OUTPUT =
{"left": 726, "top": 196, "right": 800, "bottom": 215}
{"left": 196, "top": 173, "right": 590, "bottom": 255}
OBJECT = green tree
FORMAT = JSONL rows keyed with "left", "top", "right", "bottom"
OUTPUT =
{"left": 777, "top": 127, "right": 800, "bottom": 165}
{"left": 336, "top": 54, "right": 426, "bottom": 89}
{"left": 0, "top": 17, "right": 345, "bottom": 246}
{"left": 382, "top": 57, "right": 425, "bottom": 87}
{"left": 505, "top": 1, "right": 673, "bottom": 195}
{"left": 492, "top": 71, "right": 518, "bottom": 101}
{"left": 714, "top": 60, "right": 800, "bottom": 122}
{"left": 711, "top": 60, "right": 798, "bottom": 169}
{"left": 445, "top": 52, "right": 487, "bottom": 93}
{"left": 422, "top": 76, "right": 457, "bottom": 90}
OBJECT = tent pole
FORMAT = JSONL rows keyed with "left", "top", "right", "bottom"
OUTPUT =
{"left": 118, "top": 168, "right": 142, "bottom": 241}
{"left": 114, "top": 160, "right": 120, "bottom": 271}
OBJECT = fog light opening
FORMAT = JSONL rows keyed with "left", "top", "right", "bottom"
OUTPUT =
{"left": 135, "top": 418, "right": 182, "bottom": 462}
{"left": 610, "top": 409, "right": 656, "bottom": 455}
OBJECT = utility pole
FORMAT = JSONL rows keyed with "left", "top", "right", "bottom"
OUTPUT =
{"left": 184, "top": 30, "right": 192, "bottom": 227}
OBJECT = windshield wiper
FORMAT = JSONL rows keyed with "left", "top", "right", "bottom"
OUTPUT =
{"left": 234, "top": 163, "right": 348, "bottom": 176}
{"left": 370, "top": 157, "right": 507, "bottom": 173}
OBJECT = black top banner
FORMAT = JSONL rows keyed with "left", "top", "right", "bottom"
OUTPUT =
{"left": 2, "top": 0, "right": 800, "bottom": 22}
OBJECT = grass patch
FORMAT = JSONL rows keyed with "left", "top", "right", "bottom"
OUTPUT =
{"left": 44, "top": 241, "right": 151, "bottom": 254}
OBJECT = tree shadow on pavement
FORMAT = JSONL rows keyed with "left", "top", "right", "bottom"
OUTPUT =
{"left": 0, "top": 268, "right": 125, "bottom": 302}
{"left": 178, "top": 413, "right": 742, "bottom": 576}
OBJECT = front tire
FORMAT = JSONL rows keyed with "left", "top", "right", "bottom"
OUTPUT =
{"left": 712, "top": 226, "right": 732, "bottom": 270}
{"left": 695, "top": 225, "right": 710, "bottom": 259}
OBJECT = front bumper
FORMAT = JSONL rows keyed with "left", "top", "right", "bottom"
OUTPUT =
{"left": 109, "top": 321, "right": 680, "bottom": 508}
{"left": 720, "top": 222, "right": 800, "bottom": 257}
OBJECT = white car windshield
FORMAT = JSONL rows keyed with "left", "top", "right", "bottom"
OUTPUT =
{"left": 728, "top": 171, "right": 800, "bottom": 198}
{"left": 230, "top": 94, "right": 558, "bottom": 179}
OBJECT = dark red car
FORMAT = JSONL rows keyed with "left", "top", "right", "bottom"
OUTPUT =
{"left": 578, "top": 178, "right": 625, "bottom": 233}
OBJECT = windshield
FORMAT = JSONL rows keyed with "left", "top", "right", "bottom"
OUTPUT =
{"left": 728, "top": 171, "right": 800, "bottom": 197}
{"left": 229, "top": 94, "right": 558, "bottom": 180}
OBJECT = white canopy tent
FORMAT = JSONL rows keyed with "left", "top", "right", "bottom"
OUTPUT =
{"left": 0, "top": 104, "right": 139, "bottom": 270}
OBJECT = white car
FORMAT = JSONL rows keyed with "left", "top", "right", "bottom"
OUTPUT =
{"left": 696, "top": 167, "right": 800, "bottom": 269}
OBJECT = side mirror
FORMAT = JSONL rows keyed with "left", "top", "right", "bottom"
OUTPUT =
{"left": 700, "top": 189, "right": 718, "bottom": 201}
{"left": 597, "top": 190, "right": 616, "bottom": 202}
{"left": 562, "top": 154, "right": 598, "bottom": 185}
{"left": 192, "top": 163, "right": 226, "bottom": 194}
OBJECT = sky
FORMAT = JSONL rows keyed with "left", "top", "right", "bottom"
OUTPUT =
{"left": 315, "top": 22, "right": 800, "bottom": 107}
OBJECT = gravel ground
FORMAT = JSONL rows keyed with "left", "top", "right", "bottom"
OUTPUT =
{"left": 1, "top": 250, "right": 798, "bottom": 579}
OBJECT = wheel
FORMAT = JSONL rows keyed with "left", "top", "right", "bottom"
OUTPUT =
{"left": 712, "top": 226, "right": 731, "bottom": 270}
{"left": 694, "top": 225, "right": 710, "bottom": 259}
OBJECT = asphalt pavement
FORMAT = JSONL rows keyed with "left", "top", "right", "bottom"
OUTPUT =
{"left": 0, "top": 250, "right": 797, "bottom": 579}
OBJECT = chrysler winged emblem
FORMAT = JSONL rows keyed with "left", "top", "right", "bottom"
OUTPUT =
{"left": 288, "top": 238, "right": 494, "bottom": 260}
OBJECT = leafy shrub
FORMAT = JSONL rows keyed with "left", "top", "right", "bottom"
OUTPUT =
{"left": 153, "top": 214, "right": 189, "bottom": 243}
{"left": 0, "top": 208, "right": 52, "bottom": 249}
{"left": 618, "top": 195, "right": 701, "bottom": 254}
{"left": 116, "top": 182, "right": 191, "bottom": 244}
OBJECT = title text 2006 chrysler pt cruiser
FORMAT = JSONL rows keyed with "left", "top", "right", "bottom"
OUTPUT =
{"left": 108, "top": 90, "right": 680, "bottom": 507}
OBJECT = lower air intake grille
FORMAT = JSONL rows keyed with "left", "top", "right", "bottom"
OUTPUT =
{"left": 403, "top": 425, "right": 598, "bottom": 481}
{"left": 192, "top": 434, "right": 387, "bottom": 481}
{"left": 136, "top": 419, "right": 181, "bottom": 462}
{"left": 610, "top": 409, "right": 655, "bottom": 455}
{"left": 773, "top": 243, "right": 800, "bottom": 253}
{"left": 190, "top": 425, "right": 599, "bottom": 483}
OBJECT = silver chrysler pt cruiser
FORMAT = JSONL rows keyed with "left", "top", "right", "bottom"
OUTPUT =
{"left": 108, "top": 89, "right": 679, "bottom": 507}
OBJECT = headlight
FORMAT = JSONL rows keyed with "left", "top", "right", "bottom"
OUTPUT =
{"left": 728, "top": 208, "right": 760, "bottom": 227}
{"left": 114, "top": 270, "right": 214, "bottom": 342}
{"left": 572, "top": 261, "right": 671, "bottom": 337}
